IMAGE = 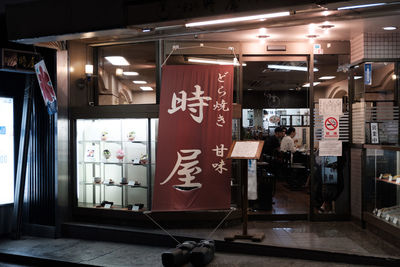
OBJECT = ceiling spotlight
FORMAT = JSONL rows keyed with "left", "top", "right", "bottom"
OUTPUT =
{"left": 354, "top": 76, "right": 363, "bottom": 80}
{"left": 319, "top": 76, "right": 336, "bottom": 80}
{"left": 140, "top": 86, "right": 153, "bottom": 91}
{"left": 319, "top": 24, "right": 335, "bottom": 30}
{"left": 306, "top": 34, "right": 318, "bottom": 43}
{"left": 392, "top": 74, "right": 397, "bottom": 80}
{"left": 322, "top": 10, "right": 330, "bottom": 16}
{"left": 133, "top": 81, "right": 147, "bottom": 84}
{"left": 289, "top": 88, "right": 295, "bottom": 91}
{"left": 383, "top": 26, "right": 397, "bottom": 30}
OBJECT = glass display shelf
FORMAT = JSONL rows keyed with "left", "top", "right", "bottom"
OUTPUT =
{"left": 76, "top": 118, "right": 158, "bottom": 211}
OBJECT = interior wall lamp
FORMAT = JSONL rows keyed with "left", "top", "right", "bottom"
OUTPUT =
{"left": 85, "top": 64, "right": 94, "bottom": 77}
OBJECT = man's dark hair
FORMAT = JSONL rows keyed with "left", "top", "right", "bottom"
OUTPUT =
{"left": 274, "top": 127, "right": 283, "bottom": 133}
{"left": 287, "top": 127, "right": 296, "bottom": 135}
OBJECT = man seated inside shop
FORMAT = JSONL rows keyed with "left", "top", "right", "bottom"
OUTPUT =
{"left": 263, "top": 127, "right": 284, "bottom": 161}
{"left": 280, "top": 127, "right": 297, "bottom": 154}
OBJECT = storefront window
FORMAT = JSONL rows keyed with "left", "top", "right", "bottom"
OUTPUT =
{"left": 76, "top": 118, "right": 157, "bottom": 211}
{"left": 97, "top": 42, "right": 157, "bottom": 105}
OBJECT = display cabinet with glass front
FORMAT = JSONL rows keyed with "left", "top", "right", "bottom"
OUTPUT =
{"left": 365, "top": 147, "right": 400, "bottom": 228}
{"left": 76, "top": 118, "right": 157, "bottom": 211}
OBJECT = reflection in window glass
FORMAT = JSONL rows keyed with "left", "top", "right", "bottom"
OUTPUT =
{"left": 97, "top": 42, "right": 156, "bottom": 105}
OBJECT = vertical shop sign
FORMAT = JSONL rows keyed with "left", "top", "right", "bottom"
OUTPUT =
{"left": 153, "top": 65, "right": 233, "bottom": 211}
{"left": 370, "top": 122, "right": 379, "bottom": 144}
{"left": 364, "top": 63, "right": 372, "bottom": 85}
{"left": 34, "top": 60, "right": 57, "bottom": 115}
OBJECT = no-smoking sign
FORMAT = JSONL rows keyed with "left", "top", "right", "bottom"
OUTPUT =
{"left": 324, "top": 116, "right": 339, "bottom": 139}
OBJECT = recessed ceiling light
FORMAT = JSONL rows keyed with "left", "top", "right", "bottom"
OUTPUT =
{"left": 337, "top": 3, "right": 386, "bottom": 10}
{"left": 354, "top": 76, "right": 363, "bottom": 80}
{"left": 268, "top": 64, "right": 318, "bottom": 72}
{"left": 123, "top": 71, "right": 139, "bottom": 76}
{"left": 185, "top": 11, "right": 290, "bottom": 27}
{"left": 289, "top": 88, "right": 295, "bottom": 91}
{"left": 302, "top": 82, "right": 321, "bottom": 87}
{"left": 140, "top": 86, "right": 153, "bottom": 91}
{"left": 383, "top": 26, "right": 397, "bottom": 31}
{"left": 248, "top": 88, "right": 254, "bottom": 91}
{"left": 322, "top": 11, "right": 329, "bottom": 16}
{"left": 105, "top": 56, "right": 130, "bottom": 66}
{"left": 133, "top": 81, "right": 147, "bottom": 84}
{"left": 319, "top": 76, "right": 336, "bottom": 80}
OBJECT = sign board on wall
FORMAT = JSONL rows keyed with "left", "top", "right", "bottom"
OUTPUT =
{"left": 364, "top": 63, "right": 372, "bottom": 85}
{"left": 324, "top": 116, "right": 340, "bottom": 140}
{"left": 319, "top": 98, "right": 342, "bottom": 116}
{"left": 319, "top": 140, "right": 342, "bottom": 157}
{"left": 0, "top": 97, "right": 14, "bottom": 205}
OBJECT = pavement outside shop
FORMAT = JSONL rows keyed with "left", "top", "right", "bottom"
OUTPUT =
{"left": 0, "top": 236, "right": 387, "bottom": 267}
{"left": 1, "top": 220, "right": 400, "bottom": 266}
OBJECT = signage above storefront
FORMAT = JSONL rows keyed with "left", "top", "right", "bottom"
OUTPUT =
{"left": 0, "top": 48, "right": 38, "bottom": 74}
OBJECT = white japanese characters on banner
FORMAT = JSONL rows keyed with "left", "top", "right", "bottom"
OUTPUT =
{"left": 153, "top": 65, "right": 233, "bottom": 211}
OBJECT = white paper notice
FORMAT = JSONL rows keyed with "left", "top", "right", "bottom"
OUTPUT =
{"left": 319, "top": 141, "right": 342, "bottom": 156}
{"left": 319, "top": 98, "right": 343, "bottom": 116}
{"left": 230, "top": 141, "right": 260, "bottom": 158}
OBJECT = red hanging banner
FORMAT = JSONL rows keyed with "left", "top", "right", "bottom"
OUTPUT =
{"left": 153, "top": 65, "right": 233, "bottom": 211}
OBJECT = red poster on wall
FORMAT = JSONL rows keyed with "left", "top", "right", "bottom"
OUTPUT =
{"left": 152, "top": 65, "right": 233, "bottom": 211}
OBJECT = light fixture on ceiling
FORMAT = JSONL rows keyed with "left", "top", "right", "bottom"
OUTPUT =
{"left": 140, "top": 86, "right": 153, "bottom": 91}
{"left": 105, "top": 56, "right": 130, "bottom": 66}
{"left": 123, "top": 71, "right": 139, "bottom": 76}
{"left": 354, "top": 76, "right": 363, "bottom": 79}
{"left": 142, "top": 28, "right": 153, "bottom": 33}
{"left": 392, "top": 74, "right": 397, "bottom": 80}
{"left": 383, "top": 26, "right": 397, "bottom": 30}
{"left": 337, "top": 3, "right": 386, "bottom": 10}
{"left": 85, "top": 64, "right": 93, "bottom": 76}
{"left": 302, "top": 82, "right": 321, "bottom": 87}
{"left": 116, "top": 68, "right": 123, "bottom": 76}
{"left": 187, "top": 57, "right": 246, "bottom": 66}
{"left": 322, "top": 10, "right": 330, "bottom": 16}
{"left": 319, "top": 76, "right": 336, "bottom": 80}
{"left": 257, "top": 27, "right": 270, "bottom": 44}
{"left": 247, "top": 88, "right": 254, "bottom": 91}
{"left": 306, "top": 34, "right": 318, "bottom": 43}
{"left": 289, "top": 88, "right": 295, "bottom": 91}
{"left": 319, "top": 23, "right": 335, "bottom": 35}
{"left": 185, "top": 11, "right": 290, "bottom": 27}
{"left": 133, "top": 81, "right": 147, "bottom": 84}
{"left": 267, "top": 64, "right": 318, "bottom": 72}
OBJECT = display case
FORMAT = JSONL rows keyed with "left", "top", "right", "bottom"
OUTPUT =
{"left": 76, "top": 118, "right": 158, "bottom": 211}
{"left": 364, "top": 145, "right": 400, "bottom": 229}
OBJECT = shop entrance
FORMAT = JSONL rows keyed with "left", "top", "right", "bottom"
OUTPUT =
{"left": 242, "top": 56, "right": 311, "bottom": 217}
